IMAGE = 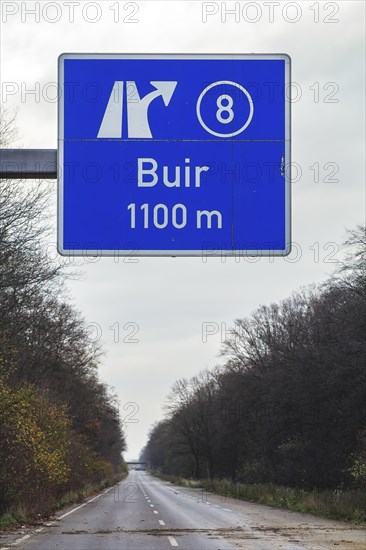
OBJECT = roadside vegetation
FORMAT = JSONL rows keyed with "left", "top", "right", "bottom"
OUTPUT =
{"left": 144, "top": 225, "right": 366, "bottom": 523}
{"left": 0, "top": 112, "right": 127, "bottom": 530}
{"left": 156, "top": 474, "right": 365, "bottom": 523}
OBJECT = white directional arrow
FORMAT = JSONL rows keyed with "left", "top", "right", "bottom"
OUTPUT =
{"left": 127, "top": 81, "right": 177, "bottom": 138}
{"left": 97, "top": 81, "right": 177, "bottom": 139}
{"left": 149, "top": 81, "right": 177, "bottom": 106}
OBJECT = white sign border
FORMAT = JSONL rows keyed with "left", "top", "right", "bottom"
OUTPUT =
{"left": 58, "top": 53, "right": 291, "bottom": 257}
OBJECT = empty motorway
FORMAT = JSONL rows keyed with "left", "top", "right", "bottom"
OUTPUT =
{"left": 0, "top": 471, "right": 364, "bottom": 550}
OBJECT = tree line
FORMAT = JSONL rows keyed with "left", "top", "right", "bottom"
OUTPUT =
{"left": 144, "top": 226, "right": 366, "bottom": 490}
{"left": 0, "top": 112, "right": 126, "bottom": 518}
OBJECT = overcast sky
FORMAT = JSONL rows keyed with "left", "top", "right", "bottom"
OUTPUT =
{"left": 1, "top": 0, "right": 365, "bottom": 459}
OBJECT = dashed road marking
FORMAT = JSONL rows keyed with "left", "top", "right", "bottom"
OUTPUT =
{"left": 223, "top": 508, "right": 232, "bottom": 512}
{"left": 153, "top": 510, "right": 159, "bottom": 514}
{"left": 168, "top": 536, "right": 179, "bottom": 547}
{"left": 158, "top": 520, "right": 166, "bottom": 526}
{"left": 150, "top": 504, "right": 154, "bottom": 507}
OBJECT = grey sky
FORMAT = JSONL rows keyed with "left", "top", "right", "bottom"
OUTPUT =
{"left": 1, "top": 1, "right": 365, "bottom": 459}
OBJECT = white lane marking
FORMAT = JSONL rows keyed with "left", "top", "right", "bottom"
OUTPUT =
{"left": 153, "top": 510, "right": 158, "bottom": 514}
{"left": 150, "top": 504, "right": 154, "bottom": 507}
{"left": 59, "top": 501, "right": 92, "bottom": 519}
{"left": 213, "top": 505, "right": 221, "bottom": 508}
{"left": 158, "top": 520, "right": 165, "bottom": 526}
{"left": 223, "top": 508, "right": 232, "bottom": 512}
{"left": 168, "top": 536, "right": 179, "bottom": 547}
{"left": 58, "top": 488, "right": 108, "bottom": 520}
{"left": 12, "top": 534, "right": 31, "bottom": 545}
{"left": 7, "top": 521, "right": 44, "bottom": 550}
{"left": 45, "top": 521, "right": 56, "bottom": 526}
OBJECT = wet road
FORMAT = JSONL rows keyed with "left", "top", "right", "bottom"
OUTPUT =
{"left": 1, "top": 471, "right": 364, "bottom": 549}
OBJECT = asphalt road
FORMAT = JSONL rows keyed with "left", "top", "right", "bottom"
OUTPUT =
{"left": 1, "top": 471, "right": 364, "bottom": 550}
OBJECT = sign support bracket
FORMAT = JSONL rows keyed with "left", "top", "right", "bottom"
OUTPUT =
{"left": 0, "top": 149, "right": 57, "bottom": 179}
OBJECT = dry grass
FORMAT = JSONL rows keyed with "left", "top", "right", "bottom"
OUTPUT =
{"left": 0, "top": 472, "right": 127, "bottom": 533}
{"left": 154, "top": 473, "right": 366, "bottom": 524}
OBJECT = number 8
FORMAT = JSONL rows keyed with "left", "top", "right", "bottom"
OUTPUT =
{"left": 216, "top": 94, "right": 234, "bottom": 124}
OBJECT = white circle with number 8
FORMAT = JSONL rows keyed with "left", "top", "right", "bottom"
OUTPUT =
{"left": 196, "top": 80, "right": 254, "bottom": 138}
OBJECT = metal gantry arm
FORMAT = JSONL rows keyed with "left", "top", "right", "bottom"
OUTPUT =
{"left": 0, "top": 149, "right": 57, "bottom": 179}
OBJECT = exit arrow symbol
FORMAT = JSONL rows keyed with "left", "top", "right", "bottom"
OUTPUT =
{"left": 97, "top": 81, "right": 177, "bottom": 139}
{"left": 127, "top": 81, "right": 178, "bottom": 138}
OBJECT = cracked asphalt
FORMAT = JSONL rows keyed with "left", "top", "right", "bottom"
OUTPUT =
{"left": 0, "top": 471, "right": 365, "bottom": 549}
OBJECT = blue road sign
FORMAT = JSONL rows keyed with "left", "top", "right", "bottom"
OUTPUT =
{"left": 58, "top": 54, "right": 291, "bottom": 256}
